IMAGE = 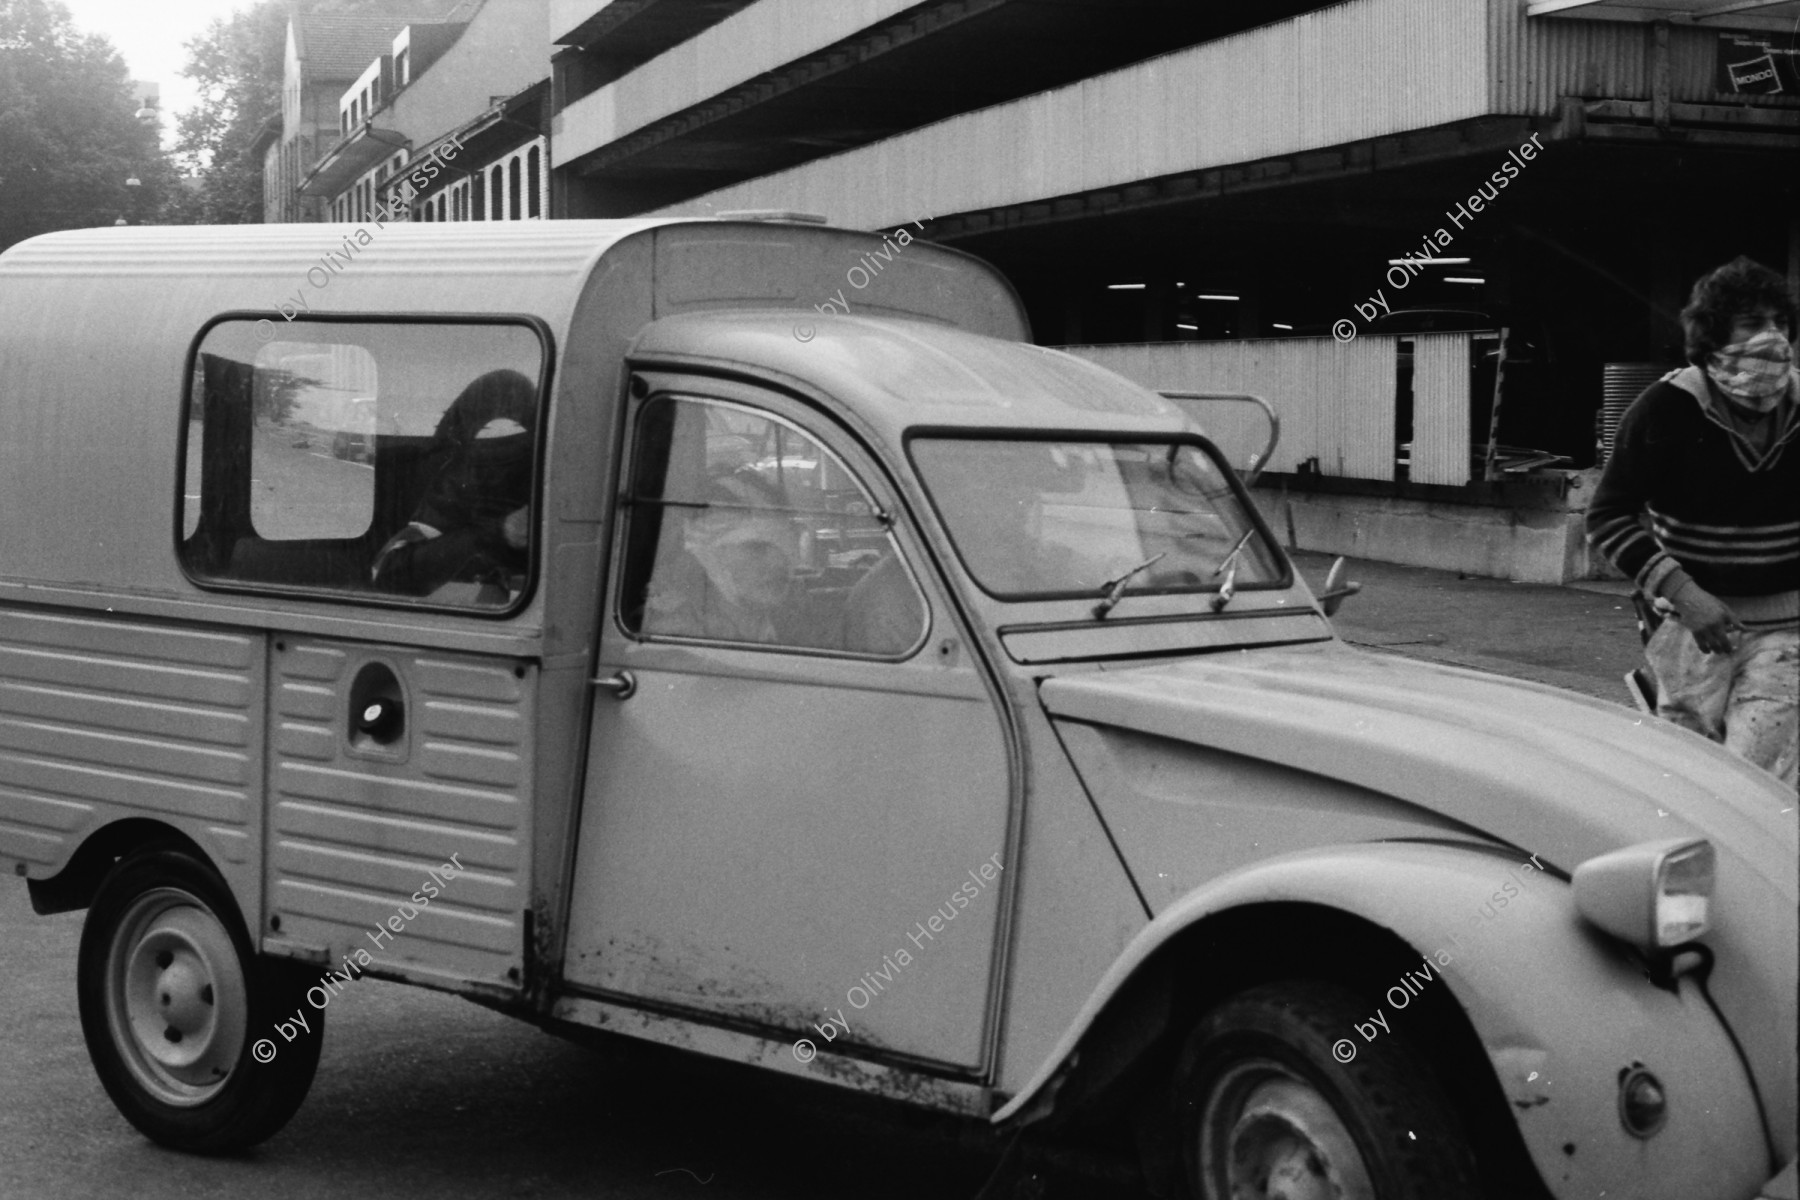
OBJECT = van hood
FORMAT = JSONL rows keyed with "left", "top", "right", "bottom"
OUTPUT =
{"left": 1040, "top": 640, "right": 1794, "bottom": 884}
{"left": 1040, "top": 641, "right": 1796, "bottom": 1142}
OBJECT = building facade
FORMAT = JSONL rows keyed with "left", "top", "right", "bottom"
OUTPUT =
{"left": 255, "top": 10, "right": 462, "bottom": 225}
{"left": 257, "top": 1, "right": 547, "bottom": 228}
{"left": 315, "top": 0, "right": 547, "bottom": 227}
{"left": 547, "top": 0, "right": 1800, "bottom": 580}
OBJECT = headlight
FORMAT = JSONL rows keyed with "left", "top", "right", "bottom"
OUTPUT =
{"left": 1572, "top": 838, "right": 1715, "bottom": 953}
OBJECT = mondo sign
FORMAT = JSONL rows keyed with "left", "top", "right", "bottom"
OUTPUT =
{"left": 1715, "top": 32, "right": 1799, "bottom": 95}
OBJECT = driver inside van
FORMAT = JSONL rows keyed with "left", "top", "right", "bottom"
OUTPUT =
{"left": 644, "top": 473, "right": 809, "bottom": 644}
{"left": 371, "top": 368, "right": 536, "bottom": 600}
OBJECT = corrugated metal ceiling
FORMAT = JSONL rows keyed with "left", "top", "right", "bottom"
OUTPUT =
{"left": 1526, "top": 0, "right": 1800, "bottom": 30}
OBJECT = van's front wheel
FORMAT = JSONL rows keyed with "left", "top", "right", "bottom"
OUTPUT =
{"left": 1170, "top": 981, "right": 1480, "bottom": 1200}
{"left": 77, "top": 843, "right": 321, "bottom": 1152}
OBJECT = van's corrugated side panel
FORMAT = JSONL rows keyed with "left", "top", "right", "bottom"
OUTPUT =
{"left": 265, "top": 639, "right": 530, "bottom": 986}
{"left": 0, "top": 608, "right": 263, "bottom": 911}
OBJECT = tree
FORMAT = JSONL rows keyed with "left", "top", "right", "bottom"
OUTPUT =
{"left": 171, "top": 0, "right": 290, "bottom": 225}
{"left": 175, "top": 0, "right": 452, "bottom": 225}
{"left": 0, "top": 0, "right": 176, "bottom": 250}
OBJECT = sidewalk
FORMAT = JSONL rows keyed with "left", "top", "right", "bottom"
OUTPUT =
{"left": 1290, "top": 550, "right": 1644, "bottom": 705}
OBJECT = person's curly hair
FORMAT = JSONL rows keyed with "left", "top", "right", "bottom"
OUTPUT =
{"left": 1681, "top": 256, "right": 1797, "bottom": 366}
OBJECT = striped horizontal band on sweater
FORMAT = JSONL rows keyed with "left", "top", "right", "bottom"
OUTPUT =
{"left": 1588, "top": 514, "right": 1649, "bottom": 560}
{"left": 1723, "top": 589, "right": 1800, "bottom": 630}
{"left": 1646, "top": 507, "right": 1800, "bottom": 567}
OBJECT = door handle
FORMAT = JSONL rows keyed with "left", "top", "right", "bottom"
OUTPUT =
{"left": 592, "top": 669, "right": 637, "bottom": 700}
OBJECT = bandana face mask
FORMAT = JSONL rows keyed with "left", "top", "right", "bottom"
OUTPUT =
{"left": 1707, "top": 328, "right": 1794, "bottom": 412}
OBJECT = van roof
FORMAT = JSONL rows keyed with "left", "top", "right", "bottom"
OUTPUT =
{"left": 630, "top": 311, "right": 1189, "bottom": 444}
{"left": 0, "top": 220, "right": 674, "bottom": 334}
{"left": 0, "top": 219, "right": 1027, "bottom": 348}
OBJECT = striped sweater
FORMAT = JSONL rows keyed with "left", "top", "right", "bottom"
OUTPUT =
{"left": 1587, "top": 366, "right": 1799, "bottom": 626}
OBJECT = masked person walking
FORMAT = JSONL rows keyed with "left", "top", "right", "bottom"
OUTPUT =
{"left": 1587, "top": 256, "right": 1799, "bottom": 785}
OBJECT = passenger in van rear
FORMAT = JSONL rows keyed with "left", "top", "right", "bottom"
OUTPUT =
{"left": 371, "top": 368, "right": 537, "bottom": 600}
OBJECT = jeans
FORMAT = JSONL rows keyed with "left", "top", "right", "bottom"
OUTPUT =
{"left": 1646, "top": 619, "right": 1799, "bottom": 787}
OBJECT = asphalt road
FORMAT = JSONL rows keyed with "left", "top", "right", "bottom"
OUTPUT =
{"left": 0, "top": 880, "right": 1028, "bottom": 1199}
{"left": 1295, "top": 550, "right": 1645, "bottom": 704}
{"left": 1, "top": 555, "right": 1649, "bottom": 1199}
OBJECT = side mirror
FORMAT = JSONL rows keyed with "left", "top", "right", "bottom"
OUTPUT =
{"left": 1317, "top": 555, "right": 1362, "bottom": 616}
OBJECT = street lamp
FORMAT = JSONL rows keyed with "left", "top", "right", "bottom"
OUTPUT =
{"left": 117, "top": 102, "right": 156, "bottom": 226}
{"left": 115, "top": 175, "right": 143, "bottom": 226}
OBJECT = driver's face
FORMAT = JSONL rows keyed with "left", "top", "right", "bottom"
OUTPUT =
{"left": 717, "top": 529, "right": 794, "bottom": 608}
{"left": 692, "top": 514, "right": 796, "bottom": 610}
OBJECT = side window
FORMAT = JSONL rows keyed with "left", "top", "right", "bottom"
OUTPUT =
{"left": 618, "top": 396, "right": 927, "bottom": 656}
{"left": 180, "top": 320, "right": 544, "bottom": 610}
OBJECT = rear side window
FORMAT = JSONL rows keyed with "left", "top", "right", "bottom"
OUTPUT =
{"left": 180, "top": 319, "right": 545, "bottom": 610}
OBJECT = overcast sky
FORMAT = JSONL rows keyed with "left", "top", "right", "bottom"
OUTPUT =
{"left": 59, "top": 0, "right": 254, "bottom": 145}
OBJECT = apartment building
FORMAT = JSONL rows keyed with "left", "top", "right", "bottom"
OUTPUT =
{"left": 254, "top": 8, "right": 462, "bottom": 225}
{"left": 262, "top": 0, "right": 550, "bottom": 228}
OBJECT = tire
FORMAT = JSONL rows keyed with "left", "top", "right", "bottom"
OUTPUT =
{"left": 1170, "top": 981, "right": 1480, "bottom": 1200}
{"left": 76, "top": 842, "right": 322, "bottom": 1152}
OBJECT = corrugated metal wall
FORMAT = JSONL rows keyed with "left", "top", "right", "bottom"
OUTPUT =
{"left": 1066, "top": 337, "right": 1399, "bottom": 482}
{"left": 643, "top": 0, "right": 1789, "bottom": 226}
{"left": 1488, "top": 0, "right": 1756, "bottom": 111}
{"left": 659, "top": 0, "right": 1491, "bottom": 230}
{"left": 554, "top": 0, "right": 920, "bottom": 168}
{"left": 1409, "top": 334, "right": 1473, "bottom": 486}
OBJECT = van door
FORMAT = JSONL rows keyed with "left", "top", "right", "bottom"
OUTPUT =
{"left": 562, "top": 380, "right": 1011, "bottom": 1071}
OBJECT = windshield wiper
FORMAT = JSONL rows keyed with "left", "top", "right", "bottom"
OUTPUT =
{"left": 1210, "top": 529, "right": 1255, "bottom": 612}
{"left": 1092, "top": 552, "right": 1167, "bottom": 619}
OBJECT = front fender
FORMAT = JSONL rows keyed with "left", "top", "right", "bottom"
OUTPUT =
{"left": 997, "top": 841, "right": 1768, "bottom": 1200}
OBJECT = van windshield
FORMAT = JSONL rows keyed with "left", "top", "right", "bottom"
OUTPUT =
{"left": 911, "top": 438, "right": 1284, "bottom": 602}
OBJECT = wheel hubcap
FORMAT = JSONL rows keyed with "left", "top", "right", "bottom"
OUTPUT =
{"left": 1199, "top": 1060, "right": 1375, "bottom": 1200}
{"left": 106, "top": 888, "right": 249, "bottom": 1106}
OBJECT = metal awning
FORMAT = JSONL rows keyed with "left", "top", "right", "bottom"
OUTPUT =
{"left": 1527, "top": 0, "right": 1800, "bottom": 30}
{"left": 299, "top": 126, "right": 411, "bottom": 198}
{"left": 373, "top": 83, "right": 545, "bottom": 203}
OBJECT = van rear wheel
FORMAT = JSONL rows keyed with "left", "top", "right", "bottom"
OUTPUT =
{"left": 1169, "top": 981, "right": 1480, "bottom": 1200}
{"left": 77, "top": 842, "right": 321, "bottom": 1152}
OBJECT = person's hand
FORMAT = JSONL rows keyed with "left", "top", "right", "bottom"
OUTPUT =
{"left": 502, "top": 506, "right": 530, "bottom": 550}
{"left": 370, "top": 521, "right": 440, "bottom": 583}
{"left": 1667, "top": 576, "right": 1744, "bottom": 654}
